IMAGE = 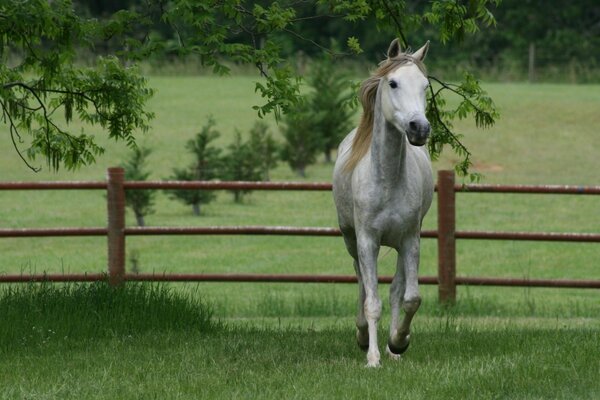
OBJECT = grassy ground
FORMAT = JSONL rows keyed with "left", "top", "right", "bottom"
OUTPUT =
{"left": 1, "top": 76, "right": 599, "bottom": 398}
{"left": 1, "top": 283, "right": 599, "bottom": 399}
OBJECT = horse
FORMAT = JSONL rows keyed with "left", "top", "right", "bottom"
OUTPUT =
{"left": 332, "top": 38, "right": 434, "bottom": 367}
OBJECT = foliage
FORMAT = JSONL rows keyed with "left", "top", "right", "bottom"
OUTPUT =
{"left": 222, "top": 130, "right": 263, "bottom": 203}
{"left": 221, "top": 121, "right": 279, "bottom": 202}
{"left": 3, "top": 0, "right": 505, "bottom": 176}
{"left": 308, "top": 55, "right": 356, "bottom": 163}
{"left": 166, "top": 116, "right": 222, "bottom": 215}
{"left": 84, "top": 0, "right": 503, "bottom": 177}
{"left": 0, "top": 0, "right": 154, "bottom": 171}
{"left": 427, "top": 72, "right": 498, "bottom": 179}
{"left": 247, "top": 121, "right": 279, "bottom": 181}
{"left": 279, "top": 98, "right": 322, "bottom": 177}
{"left": 121, "top": 146, "right": 155, "bottom": 227}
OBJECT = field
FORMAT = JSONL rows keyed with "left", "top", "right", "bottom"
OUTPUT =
{"left": 1, "top": 75, "right": 599, "bottom": 399}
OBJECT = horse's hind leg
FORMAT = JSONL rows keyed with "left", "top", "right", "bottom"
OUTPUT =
{"left": 353, "top": 259, "right": 369, "bottom": 351}
{"left": 388, "top": 235, "right": 422, "bottom": 358}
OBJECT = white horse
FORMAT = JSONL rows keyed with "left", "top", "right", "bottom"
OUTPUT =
{"left": 332, "top": 39, "right": 434, "bottom": 367}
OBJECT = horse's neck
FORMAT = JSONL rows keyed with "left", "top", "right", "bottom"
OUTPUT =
{"left": 370, "top": 101, "right": 407, "bottom": 183}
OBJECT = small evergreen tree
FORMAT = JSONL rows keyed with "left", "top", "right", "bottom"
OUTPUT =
{"left": 121, "top": 146, "right": 155, "bottom": 227}
{"left": 166, "top": 117, "right": 222, "bottom": 216}
{"left": 279, "top": 98, "right": 322, "bottom": 177}
{"left": 309, "top": 56, "right": 356, "bottom": 163}
{"left": 247, "top": 121, "right": 279, "bottom": 181}
{"left": 222, "top": 131, "right": 262, "bottom": 203}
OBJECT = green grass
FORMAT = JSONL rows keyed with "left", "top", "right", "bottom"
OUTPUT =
{"left": 1, "top": 76, "right": 599, "bottom": 398}
{"left": 0, "top": 283, "right": 599, "bottom": 399}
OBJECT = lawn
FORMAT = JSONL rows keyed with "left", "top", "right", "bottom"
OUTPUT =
{"left": 0, "top": 75, "right": 599, "bottom": 398}
{"left": 1, "top": 282, "right": 599, "bottom": 399}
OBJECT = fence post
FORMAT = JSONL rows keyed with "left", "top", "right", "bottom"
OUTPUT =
{"left": 437, "top": 170, "right": 456, "bottom": 304}
{"left": 107, "top": 167, "right": 126, "bottom": 286}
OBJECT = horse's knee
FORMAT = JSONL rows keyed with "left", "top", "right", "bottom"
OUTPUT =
{"left": 403, "top": 296, "right": 422, "bottom": 315}
{"left": 364, "top": 296, "right": 382, "bottom": 321}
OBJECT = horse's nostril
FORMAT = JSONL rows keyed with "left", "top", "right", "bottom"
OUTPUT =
{"left": 409, "top": 121, "right": 417, "bottom": 131}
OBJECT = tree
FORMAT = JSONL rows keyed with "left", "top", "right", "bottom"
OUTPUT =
{"left": 166, "top": 117, "right": 222, "bottom": 216}
{"left": 1, "top": 0, "right": 154, "bottom": 171}
{"left": 222, "top": 130, "right": 263, "bottom": 203}
{"left": 308, "top": 55, "right": 356, "bottom": 163}
{"left": 247, "top": 121, "right": 279, "bottom": 181}
{"left": 4, "top": 1, "right": 500, "bottom": 177}
{"left": 279, "top": 98, "right": 322, "bottom": 177}
{"left": 121, "top": 146, "right": 155, "bottom": 227}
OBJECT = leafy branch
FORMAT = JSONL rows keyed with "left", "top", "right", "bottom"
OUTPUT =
{"left": 426, "top": 73, "right": 499, "bottom": 180}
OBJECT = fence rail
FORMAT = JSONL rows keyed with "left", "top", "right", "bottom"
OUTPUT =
{"left": 1, "top": 168, "right": 599, "bottom": 302}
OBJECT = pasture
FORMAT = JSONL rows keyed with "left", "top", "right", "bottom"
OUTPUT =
{"left": 1, "top": 76, "right": 599, "bottom": 398}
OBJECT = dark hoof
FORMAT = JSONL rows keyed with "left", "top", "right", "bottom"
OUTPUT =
{"left": 357, "top": 341, "right": 369, "bottom": 352}
{"left": 387, "top": 339, "right": 410, "bottom": 355}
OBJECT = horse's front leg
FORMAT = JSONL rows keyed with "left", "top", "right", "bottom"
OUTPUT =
{"left": 356, "top": 233, "right": 381, "bottom": 367}
{"left": 388, "top": 234, "right": 421, "bottom": 358}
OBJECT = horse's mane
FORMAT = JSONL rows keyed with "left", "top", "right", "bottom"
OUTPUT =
{"left": 343, "top": 52, "right": 427, "bottom": 172}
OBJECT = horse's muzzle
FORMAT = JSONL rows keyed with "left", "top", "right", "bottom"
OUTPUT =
{"left": 407, "top": 118, "right": 430, "bottom": 146}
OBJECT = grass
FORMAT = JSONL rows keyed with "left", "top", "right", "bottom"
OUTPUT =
{"left": 0, "top": 281, "right": 217, "bottom": 349}
{"left": 0, "top": 76, "right": 599, "bottom": 398}
{"left": 0, "top": 282, "right": 599, "bottom": 399}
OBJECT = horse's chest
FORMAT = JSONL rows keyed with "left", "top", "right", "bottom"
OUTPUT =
{"left": 363, "top": 192, "right": 422, "bottom": 240}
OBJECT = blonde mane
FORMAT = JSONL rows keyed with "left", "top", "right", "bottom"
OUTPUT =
{"left": 344, "top": 53, "right": 427, "bottom": 172}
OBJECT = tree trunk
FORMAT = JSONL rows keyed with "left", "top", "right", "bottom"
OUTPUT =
{"left": 234, "top": 190, "right": 242, "bottom": 203}
{"left": 135, "top": 212, "right": 145, "bottom": 227}
{"left": 296, "top": 165, "right": 306, "bottom": 178}
{"left": 324, "top": 148, "right": 332, "bottom": 163}
{"left": 192, "top": 203, "right": 201, "bottom": 216}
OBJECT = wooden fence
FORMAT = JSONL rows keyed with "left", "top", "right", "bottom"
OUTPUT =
{"left": 1, "top": 168, "right": 599, "bottom": 303}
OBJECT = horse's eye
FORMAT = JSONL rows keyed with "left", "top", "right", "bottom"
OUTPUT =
{"left": 389, "top": 80, "right": 398, "bottom": 89}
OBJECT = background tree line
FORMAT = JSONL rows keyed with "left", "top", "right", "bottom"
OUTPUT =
{"left": 72, "top": 0, "right": 600, "bottom": 82}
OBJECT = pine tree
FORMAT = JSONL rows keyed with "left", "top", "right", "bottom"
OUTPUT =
{"left": 309, "top": 56, "right": 356, "bottom": 163}
{"left": 166, "top": 117, "right": 222, "bottom": 216}
{"left": 247, "top": 121, "right": 279, "bottom": 181}
{"left": 121, "top": 147, "right": 155, "bottom": 227}
{"left": 279, "top": 99, "right": 322, "bottom": 177}
{"left": 222, "top": 131, "right": 263, "bottom": 203}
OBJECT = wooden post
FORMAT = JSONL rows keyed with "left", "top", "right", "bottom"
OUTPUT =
{"left": 107, "top": 167, "right": 126, "bottom": 286}
{"left": 437, "top": 170, "right": 456, "bottom": 304}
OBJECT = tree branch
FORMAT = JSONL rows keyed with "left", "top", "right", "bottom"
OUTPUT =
{"left": 0, "top": 99, "right": 41, "bottom": 172}
{"left": 380, "top": 0, "right": 409, "bottom": 49}
{"left": 428, "top": 75, "right": 491, "bottom": 119}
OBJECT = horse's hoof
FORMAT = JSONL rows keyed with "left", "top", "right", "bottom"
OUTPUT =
{"left": 386, "top": 345, "right": 402, "bottom": 361}
{"left": 387, "top": 338, "right": 410, "bottom": 355}
{"left": 356, "top": 329, "right": 369, "bottom": 352}
{"left": 357, "top": 341, "right": 369, "bottom": 352}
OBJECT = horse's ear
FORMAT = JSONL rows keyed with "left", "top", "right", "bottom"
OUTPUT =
{"left": 412, "top": 41, "right": 430, "bottom": 62}
{"left": 387, "top": 38, "right": 402, "bottom": 59}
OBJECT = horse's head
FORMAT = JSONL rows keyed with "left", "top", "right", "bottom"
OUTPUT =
{"left": 380, "top": 39, "right": 431, "bottom": 146}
